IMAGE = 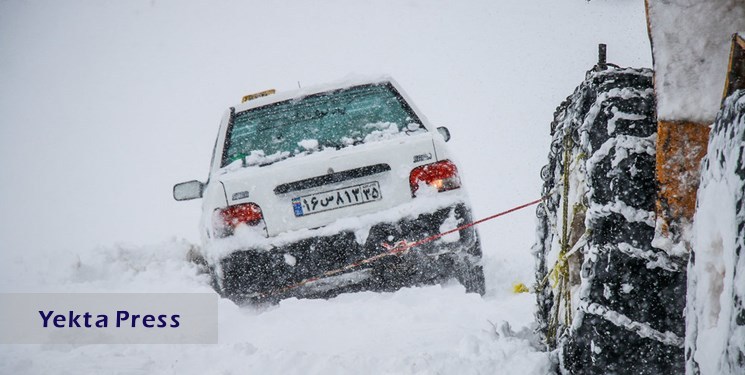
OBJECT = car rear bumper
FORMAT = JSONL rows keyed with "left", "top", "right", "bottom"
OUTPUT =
{"left": 215, "top": 203, "right": 481, "bottom": 303}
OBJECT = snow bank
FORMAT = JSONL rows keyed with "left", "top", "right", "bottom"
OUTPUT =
{"left": 1, "top": 290, "right": 550, "bottom": 375}
{"left": 0, "top": 239, "right": 551, "bottom": 374}
{"left": 647, "top": 0, "right": 745, "bottom": 122}
{"left": 0, "top": 239, "right": 210, "bottom": 294}
{"left": 687, "top": 90, "right": 745, "bottom": 374}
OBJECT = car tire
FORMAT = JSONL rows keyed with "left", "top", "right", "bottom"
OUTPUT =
{"left": 457, "top": 262, "right": 486, "bottom": 295}
{"left": 533, "top": 66, "right": 687, "bottom": 373}
{"left": 455, "top": 230, "right": 485, "bottom": 295}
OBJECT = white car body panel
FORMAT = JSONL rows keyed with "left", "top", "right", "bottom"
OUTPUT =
{"left": 197, "top": 77, "right": 458, "bottom": 251}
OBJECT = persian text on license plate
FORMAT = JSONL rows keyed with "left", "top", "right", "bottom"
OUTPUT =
{"left": 292, "top": 182, "right": 382, "bottom": 217}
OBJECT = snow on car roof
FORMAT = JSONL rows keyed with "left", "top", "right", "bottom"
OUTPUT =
{"left": 646, "top": 0, "right": 745, "bottom": 123}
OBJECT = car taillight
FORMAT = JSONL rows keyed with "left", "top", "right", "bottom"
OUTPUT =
{"left": 214, "top": 203, "right": 263, "bottom": 237}
{"left": 409, "top": 159, "right": 462, "bottom": 196}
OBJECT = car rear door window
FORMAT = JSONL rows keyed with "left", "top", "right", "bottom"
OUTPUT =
{"left": 223, "top": 83, "right": 424, "bottom": 167}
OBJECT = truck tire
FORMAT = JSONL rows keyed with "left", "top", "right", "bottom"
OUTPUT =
{"left": 686, "top": 90, "right": 745, "bottom": 374}
{"left": 533, "top": 66, "right": 687, "bottom": 374}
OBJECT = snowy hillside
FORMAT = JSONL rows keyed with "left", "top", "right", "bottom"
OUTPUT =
{"left": 0, "top": 1, "right": 652, "bottom": 373}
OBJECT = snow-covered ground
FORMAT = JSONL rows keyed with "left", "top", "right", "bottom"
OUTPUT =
{"left": 0, "top": 240, "right": 550, "bottom": 374}
{"left": 0, "top": 0, "right": 651, "bottom": 373}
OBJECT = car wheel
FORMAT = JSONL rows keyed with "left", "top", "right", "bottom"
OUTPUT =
{"left": 457, "top": 261, "right": 486, "bottom": 295}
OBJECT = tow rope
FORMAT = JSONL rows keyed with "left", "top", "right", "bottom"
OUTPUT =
{"left": 256, "top": 196, "right": 546, "bottom": 299}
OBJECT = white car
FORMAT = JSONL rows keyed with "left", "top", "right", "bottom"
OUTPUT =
{"left": 174, "top": 77, "right": 484, "bottom": 302}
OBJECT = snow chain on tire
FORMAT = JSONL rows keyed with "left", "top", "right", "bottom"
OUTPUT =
{"left": 533, "top": 66, "right": 687, "bottom": 374}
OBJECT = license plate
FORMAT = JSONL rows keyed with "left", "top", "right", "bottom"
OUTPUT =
{"left": 292, "top": 182, "right": 382, "bottom": 217}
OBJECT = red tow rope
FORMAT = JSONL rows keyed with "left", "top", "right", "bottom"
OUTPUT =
{"left": 256, "top": 196, "right": 545, "bottom": 299}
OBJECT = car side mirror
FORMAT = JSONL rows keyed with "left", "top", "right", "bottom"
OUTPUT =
{"left": 173, "top": 180, "right": 204, "bottom": 201}
{"left": 437, "top": 126, "right": 451, "bottom": 142}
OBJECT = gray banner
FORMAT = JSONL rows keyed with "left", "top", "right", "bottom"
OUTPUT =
{"left": 0, "top": 293, "right": 217, "bottom": 344}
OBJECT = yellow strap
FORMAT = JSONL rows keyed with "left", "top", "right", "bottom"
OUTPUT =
{"left": 512, "top": 283, "right": 531, "bottom": 294}
{"left": 547, "top": 133, "right": 575, "bottom": 345}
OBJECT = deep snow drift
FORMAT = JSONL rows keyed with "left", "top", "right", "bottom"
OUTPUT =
{"left": 0, "top": 241, "right": 550, "bottom": 374}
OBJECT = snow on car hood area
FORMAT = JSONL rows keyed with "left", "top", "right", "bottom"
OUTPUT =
{"left": 1, "top": 0, "right": 653, "bottom": 374}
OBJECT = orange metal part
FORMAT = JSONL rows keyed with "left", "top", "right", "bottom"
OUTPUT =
{"left": 655, "top": 120, "right": 710, "bottom": 229}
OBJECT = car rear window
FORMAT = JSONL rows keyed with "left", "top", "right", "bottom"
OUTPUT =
{"left": 222, "top": 83, "right": 425, "bottom": 167}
